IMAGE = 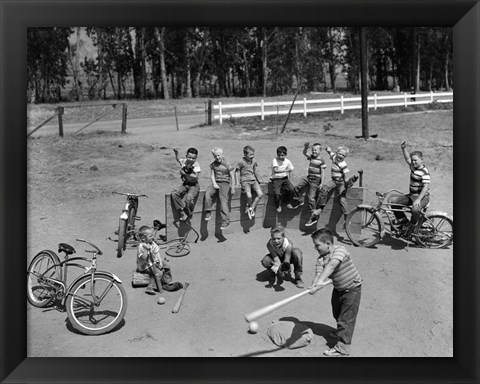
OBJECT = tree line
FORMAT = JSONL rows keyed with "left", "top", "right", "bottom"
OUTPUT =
{"left": 27, "top": 27, "right": 453, "bottom": 104}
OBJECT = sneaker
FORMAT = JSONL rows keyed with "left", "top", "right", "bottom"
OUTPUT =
{"left": 250, "top": 207, "right": 256, "bottom": 217}
{"left": 286, "top": 203, "right": 294, "bottom": 209}
{"left": 204, "top": 212, "right": 212, "bottom": 221}
{"left": 145, "top": 286, "right": 155, "bottom": 295}
{"left": 305, "top": 217, "right": 318, "bottom": 227}
{"left": 247, "top": 206, "right": 253, "bottom": 220}
{"left": 220, "top": 221, "right": 230, "bottom": 230}
{"left": 323, "top": 347, "right": 349, "bottom": 357}
{"left": 295, "top": 277, "right": 305, "bottom": 289}
{"left": 179, "top": 212, "right": 188, "bottom": 222}
{"left": 276, "top": 206, "right": 282, "bottom": 213}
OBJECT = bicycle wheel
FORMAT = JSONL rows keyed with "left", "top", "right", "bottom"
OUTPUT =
{"left": 27, "top": 251, "right": 61, "bottom": 308}
{"left": 345, "top": 207, "right": 382, "bottom": 247}
{"left": 414, "top": 213, "right": 453, "bottom": 249}
{"left": 117, "top": 218, "right": 127, "bottom": 258}
{"left": 66, "top": 274, "right": 127, "bottom": 335}
{"left": 165, "top": 240, "right": 190, "bottom": 257}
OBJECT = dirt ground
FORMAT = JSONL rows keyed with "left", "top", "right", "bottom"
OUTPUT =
{"left": 26, "top": 110, "right": 453, "bottom": 357}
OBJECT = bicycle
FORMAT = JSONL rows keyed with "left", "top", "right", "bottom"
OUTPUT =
{"left": 155, "top": 219, "right": 200, "bottom": 257}
{"left": 344, "top": 188, "right": 453, "bottom": 249}
{"left": 112, "top": 191, "right": 148, "bottom": 258}
{"left": 26, "top": 238, "right": 128, "bottom": 335}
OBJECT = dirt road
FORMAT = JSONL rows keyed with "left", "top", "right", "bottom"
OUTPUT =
{"left": 27, "top": 111, "right": 453, "bottom": 357}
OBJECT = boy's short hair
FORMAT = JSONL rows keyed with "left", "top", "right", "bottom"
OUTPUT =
{"left": 311, "top": 227, "right": 334, "bottom": 243}
{"left": 337, "top": 146, "right": 349, "bottom": 155}
{"left": 186, "top": 147, "right": 198, "bottom": 156}
{"left": 243, "top": 145, "right": 255, "bottom": 155}
{"left": 410, "top": 151, "right": 423, "bottom": 159}
{"left": 138, "top": 225, "right": 152, "bottom": 238}
{"left": 270, "top": 224, "right": 286, "bottom": 237}
{"left": 276, "top": 146, "right": 287, "bottom": 155}
{"left": 312, "top": 143, "right": 322, "bottom": 148}
{"left": 212, "top": 147, "right": 223, "bottom": 155}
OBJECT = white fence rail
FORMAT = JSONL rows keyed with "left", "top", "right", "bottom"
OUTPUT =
{"left": 213, "top": 91, "right": 453, "bottom": 125}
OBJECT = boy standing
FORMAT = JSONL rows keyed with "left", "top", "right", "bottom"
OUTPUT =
{"left": 309, "top": 228, "right": 362, "bottom": 357}
{"left": 389, "top": 141, "right": 431, "bottom": 234}
{"left": 204, "top": 147, "right": 235, "bottom": 230}
{"left": 261, "top": 225, "right": 305, "bottom": 289}
{"left": 171, "top": 147, "right": 201, "bottom": 222}
{"left": 271, "top": 146, "right": 295, "bottom": 213}
{"left": 235, "top": 145, "right": 264, "bottom": 220}
{"left": 290, "top": 142, "right": 327, "bottom": 215}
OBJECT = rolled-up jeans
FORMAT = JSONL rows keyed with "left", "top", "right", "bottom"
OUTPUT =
{"left": 204, "top": 181, "right": 231, "bottom": 222}
{"left": 171, "top": 183, "right": 200, "bottom": 217}
{"left": 316, "top": 178, "right": 348, "bottom": 215}
{"left": 331, "top": 284, "right": 362, "bottom": 355}
{"left": 261, "top": 247, "right": 303, "bottom": 276}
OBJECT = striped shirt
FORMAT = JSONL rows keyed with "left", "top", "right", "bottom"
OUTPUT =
{"left": 210, "top": 160, "right": 234, "bottom": 183}
{"left": 307, "top": 155, "right": 326, "bottom": 178}
{"left": 409, "top": 164, "right": 430, "bottom": 195}
{"left": 328, "top": 151, "right": 349, "bottom": 181}
{"left": 315, "top": 245, "right": 362, "bottom": 291}
{"left": 237, "top": 158, "right": 258, "bottom": 182}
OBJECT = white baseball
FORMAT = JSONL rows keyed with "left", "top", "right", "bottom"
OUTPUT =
{"left": 248, "top": 321, "right": 259, "bottom": 334}
{"left": 157, "top": 296, "right": 166, "bottom": 305}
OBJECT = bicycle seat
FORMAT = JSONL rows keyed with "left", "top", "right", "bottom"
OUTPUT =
{"left": 58, "top": 243, "right": 76, "bottom": 255}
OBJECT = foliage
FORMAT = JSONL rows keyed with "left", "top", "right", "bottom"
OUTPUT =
{"left": 27, "top": 27, "right": 453, "bottom": 103}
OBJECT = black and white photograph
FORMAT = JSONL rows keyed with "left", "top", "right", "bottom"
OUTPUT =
{"left": 26, "top": 25, "right": 454, "bottom": 358}
{"left": 1, "top": 0, "right": 479, "bottom": 383}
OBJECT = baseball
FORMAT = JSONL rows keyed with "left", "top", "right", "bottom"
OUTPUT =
{"left": 157, "top": 296, "right": 166, "bottom": 305}
{"left": 248, "top": 321, "right": 259, "bottom": 334}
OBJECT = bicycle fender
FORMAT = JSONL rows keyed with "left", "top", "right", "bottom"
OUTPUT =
{"left": 425, "top": 211, "right": 453, "bottom": 221}
{"left": 66, "top": 271, "right": 123, "bottom": 296}
{"left": 357, "top": 204, "right": 375, "bottom": 210}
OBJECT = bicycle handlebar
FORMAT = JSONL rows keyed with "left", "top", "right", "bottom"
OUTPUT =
{"left": 76, "top": 238, "right": 103, "bottom": 255}
{"left": 112, "top": 191, "right": 148, "bottom": 198}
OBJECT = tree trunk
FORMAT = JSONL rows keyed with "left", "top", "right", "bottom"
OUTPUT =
{"left": 73, "top": 27, "right": 83, "bottom": 101}
{"left": 185, "top": 35, "right": 192, "bottom": 98}
{"left": 262, "top": 27, "right": 268, "bottom": 97}
{"left": 444, "top": 33, "right": 450, "bottom": 90}
{"left": 242, "top": 46, "right": 250, "bottom": 96}
{"left": 155, "top": 27, "right": 170, "bottom": 100}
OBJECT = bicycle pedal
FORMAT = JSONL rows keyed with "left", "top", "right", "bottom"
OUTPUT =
{"left": 134, "top": 216, "right": 141, "bottom": 221}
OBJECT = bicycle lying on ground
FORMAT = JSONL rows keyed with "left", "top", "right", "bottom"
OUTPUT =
{"left": 112, "top": 191, "right": 148, "bottom": 258}
{"left": 155, "top": 219, "right": 200, "bottom": 257}
{"left": 344, "top": 188, "right": 453, "bottom": 249}
{"left": 27, "top": 238, "right": 127, "bottom": 335}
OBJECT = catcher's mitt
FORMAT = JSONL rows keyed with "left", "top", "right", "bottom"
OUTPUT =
{"left": 280, "top": 261, "right": 291, "bottom": 273}
{"left": 183, "top": 163, "right": 194, "bottom": 174}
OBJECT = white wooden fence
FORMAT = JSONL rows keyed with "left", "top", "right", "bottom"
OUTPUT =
{"left": 213, "top": 91, "right": 453, "bottom": 125}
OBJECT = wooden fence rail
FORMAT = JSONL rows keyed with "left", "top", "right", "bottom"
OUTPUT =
{"left": 212, "top": 91, "right": 453, "bottom": 125}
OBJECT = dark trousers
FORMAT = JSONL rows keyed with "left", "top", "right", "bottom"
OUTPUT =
{"left": 171, "top": 183, "right": 200, "bottom": 217}
{"left": 271, "top": 177, "right": 295, "bottom": 208}
{"left": 331, "top": 285, "right": 361, "bottom": 355}
{"left": 293, "top": 176, "right": 321, "bottom": 212}
{"left": 316, "top": 179, "right": 348, "bottom": 215}
{"left": 261, "top": 247, "right": 303, "bottom": 275}
{"left": 389, "top": 193, "right": 430, "bottom": 224}
{"left": 204, "top": 181, "right": 231, "bottom": 222}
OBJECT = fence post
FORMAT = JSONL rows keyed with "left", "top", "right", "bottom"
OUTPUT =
{"left": 404, "top": 92, "right": 408, "bottom": 108}
{"left": 207, "top": 100, "right": 212, "bottom": 125}
{"left": 57, "top": 106, "right": 64, "bottom": 137}
{"left": 340, "top": 96, "right": 344, "bottom": 114}
{"left": 430, "top": 91, "right": 434, "bottom": 103}
{"left": 303, "top": 98, "right": 307, "bottom": 118}
{"left": 374, "top": 94, "right": 377, "bottom": 110}
{"left": 174, "top": 106, "right": 179, "bottom": 131}
{"left": 121, "top": 103, "right": 127, "bottom": 133}
{"left": 261, "top": 100, "right": 265, "bottom": 121}
{"left": 219, "top": 102, "right": 223, "bottom": 125}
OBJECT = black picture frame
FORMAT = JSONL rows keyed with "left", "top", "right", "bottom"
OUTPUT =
{"left": 1, "top": 0, "right": 478, "bottom": 383}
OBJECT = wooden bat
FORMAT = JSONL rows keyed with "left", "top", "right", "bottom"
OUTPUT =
{"left": 244, "top": 279, "right": 332, "bottom": 323}
{"left": 172, "top": 282, "right": 189, "bottom": 313}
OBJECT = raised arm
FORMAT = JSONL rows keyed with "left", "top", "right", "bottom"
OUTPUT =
{"left": 303, "top": 142, "right": 310, "bottom": 158}
{"left": 173, "top": 147, "right": 182, "bottom": 166}
{"left": 400, "top": 141, "right": 411, "bottom": 165}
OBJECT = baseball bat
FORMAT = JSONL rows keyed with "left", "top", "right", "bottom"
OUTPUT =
{"left": 244, "top": 279, "right": 332, "bottom": 323}
{"left": 172, "top": 282, "right": 189, "bottom": 313}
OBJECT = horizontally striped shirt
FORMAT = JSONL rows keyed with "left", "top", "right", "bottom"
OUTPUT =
{"left": 315, "top": 245, "right": 362, "bottom": 291}
{"left": 307, "top": 155, "right": 326, "bottom": 178}
{"left": 328, "top": 151, "right": 349, "bottom": 181}
{"left": 210, "top": 160, "right": 234, "bottom": 183}
{"left": 409, "top": 164, "right": 430, "bottom": 195}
